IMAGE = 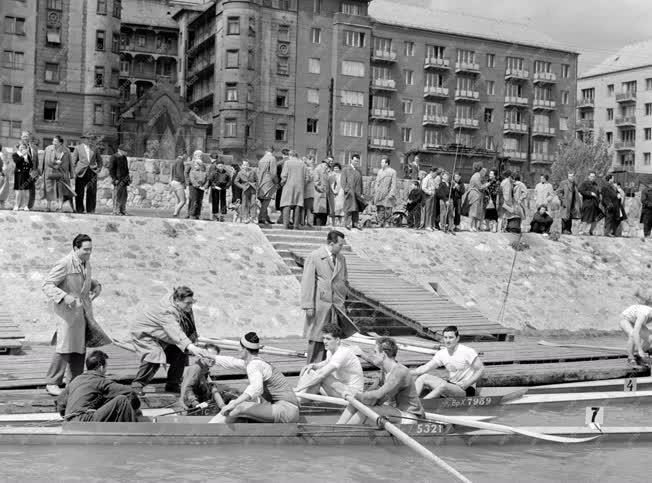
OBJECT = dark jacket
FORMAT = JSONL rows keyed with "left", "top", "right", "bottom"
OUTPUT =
{"left": 436, "top": 181, "right": 453, "bottom": 202}
{"left": 180, "top": 364, "right": 212, "bottom": 410}
{"left": 206, "top": 164, "right": 232, "bottom": 189}
{"left": 451, "top": 180, "right": 465, "bottom": 202}
{"left": 406, "top": 187, "right": 423, "bottom": 210}
{"left": 530, "top": 212, "right": 553, "bottom": 234}
{"left": 108, "top": 153, "right": 130, "bottom": 183}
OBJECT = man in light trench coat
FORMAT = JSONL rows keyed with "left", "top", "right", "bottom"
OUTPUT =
{"left": 300, "top": 230, "right": 358, "bottom": 363}
{"left": 42, "top": 234, "right": 112, "bottom": 396}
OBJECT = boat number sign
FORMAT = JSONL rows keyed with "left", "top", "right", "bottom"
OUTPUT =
{"left": 438, "top": 396, "right": 494, "bottom": 409}
{"left": 412, "top": 422, "right": 447, "bottom": 434}
{"left": 624, "top": 378, "right": 637, "bottom": 392}
{"left": 585, "top": 406, "right": 605, "bottom": 426}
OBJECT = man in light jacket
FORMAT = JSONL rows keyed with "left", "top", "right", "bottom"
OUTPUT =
{"left": 256, "top": 146, "right": 278, "bottom": 225}
{"left": 72, "top": 134, "right": 103, "bottom": 214}
{"left": 280, "top": 150, "right": 306, "bottom": 229}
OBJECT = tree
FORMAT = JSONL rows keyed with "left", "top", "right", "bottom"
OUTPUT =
{"left": 550, "top": 131, "right": 612, "bottom": 186}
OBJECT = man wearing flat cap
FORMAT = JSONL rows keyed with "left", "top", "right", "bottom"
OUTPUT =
{"left": 108, "top": 144, "right": 130, "bottom": 216}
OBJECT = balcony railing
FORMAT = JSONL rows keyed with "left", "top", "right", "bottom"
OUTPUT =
{"left": 422, "top": 114, "right": 449, "bottom": 126}
{"left": 614, "top": 140, "right": 636, "bottom": 150}
{"left": 424, "top": 57, "right": 450, "bottom": 70}
{"left": 503, "top": 150, "right": 527, "bottom": 160}
{"left": 504, "top": 96, "right": 529, "bottom": 107}
{"left": 533, "top": 99, "right": 556, "bottom": 110}
{"left": 370, "top": 108, "right": 395, "bottom": 120}
{"left": 503, "top": 122, "right": 528, "bottom": 134}
{"left": 454, "top": 89, "right": 480, "bottom": 101}
{"left": 505, "top": 68, "right": 529, "bottom": 80}
{"left": 615, "top": 116, "right": 636, "bottom": 126}
{"left": 453, "top": 117, "right": 480, "bottom": 129}
{"left": 532, "top": 153, "right": 554, "bottom": 163}
{"left": 368, "top": 137, "right": 395, "bottom": 150}
{"left": 423, "top": 86, "right": 449, "bottom": 98}
{"left": 616, "top": 92, "right": 636, "bottom": 103}
{"left": 576, "top": 119, "right": 594, "bottom": 130}
{"left": 577, "top": 98, "right": 595, "bottom": 108}
{"left": 533, "top": 71, "right": 557, "bottom": 83}
{"left": 371, "top": 78, "right": 396, "bottom": 90}
{"left": 371, "top": 50, "right": 397, "bottom": 62}
{"left": 532, "top": 126, "right": 556, "bottom": 136}
{"left": 422, "top": 143, "right": 444, "bottom": 151}
{"left": 455, "top": 61, "right": 480, "bottom": 74}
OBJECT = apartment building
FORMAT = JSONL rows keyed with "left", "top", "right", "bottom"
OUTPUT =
{"left": 578, "top": 40, "right": 652, "bottom": 177}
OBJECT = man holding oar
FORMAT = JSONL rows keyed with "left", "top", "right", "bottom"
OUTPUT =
{"left": 618, "top": 304, "right": 652, "bottom": 365}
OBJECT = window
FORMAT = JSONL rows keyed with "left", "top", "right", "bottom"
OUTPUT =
{"left": 340, "top": 121, "right": 363, "bottom": 137}
{"left": 404, "top": 41, "right": 414, "bottom": 56}
{"left": 341, "top": 2, "right": 362, "bottom": 15}
{"left": 561, "top": 90, "right": 569, "bottom": 105}
{"left": 311, "top": 27, "right": 321, "bottom": 44}
{"left": 340, "top": 90, "right": 364, "bottom": 107}
{"left": 224, "top": 118, "right": 237, "bottom": 137}
{"left": 93, "top": 104, "right": 103, "bottom": 125}
{"left": 342, "top": 60, "right": 364, "bottom": 77}
{"left": 4, "top": 50, "right": 25, "bottom": 70}
{"left": 424, "top": 102, "right": 443, "bottom": 117}
{"left": 607, "top": 108, "right": 613, "bottom": 121}
{"left": 486, "top": 53, "right": 495, "bottom": 68}
{"left": 504, "top": 137, "right": 521, "bottom": 153}
{"left": 307, "top": 88, "right": 319, "bottom": 104}
{"left": 646, "top": 103, "right": 652, "bottom": 116}
{"left": 344, "top": 30, "right": 365, "bottom": 47}
{"left": 276, "top": 89, "right": 288, "bottom": 107}
{"left": 46, "top": 26, "right": 61, "bottom": 45}
{"left": 275, "top": 123, "right": 287, "bottom": 141}
{"left": 111, "top": 69, "right": 119, "bottom": 89}
{"left": 374, "top": 37, "right": 393, "bottom": 54}
{"left": 226, "top": 50, "right": 239, "bottom": 68}
{"left": 137, "top": 34, "right": 145, "bottom": 47}
{"left": 5, "top": 16, "right": 25, "bottom": 35}
{"left": 308, "top": 58, "right": 320, "bottom": 74}
{"left": 111, "top": 32, "right": 120, "bottom": 53}
{"left": 403, "top": 70, "right": 414, "bottom": 85}
{"left": 45, "top": 62, "right": 59, "bottom": 82}
{"left": 425, "top": 45, "right": 445, "bottom": 59}
{"left": 94, "top": 66, "right": 104, "bottom": 87}
{"left": 44, "top": 101, "right": 58, "bottom": 121}
{"left": 97, "top": 0, "right": 107, "bottom": 14}
{"left": 485, "top": 136, "right": 495, "bottom": 150}
{"left": 645, "top": 153, "right": 651, "bottom": 165}
{"left": 247, "top": 49, "right": 255, "bottom": 69}
{"left": 561, "top": 64, "right": 570, "bottom": 78}
{"left": 2, "top": 85, "right": 22, "bottom": 104}
{"left": 371, "top": 95, "right": 390, "bottom": 110}
{"left": 645, "top": 128, "right": 652, "bottom": 140}
{"left": 277, "top": 58, "right": 289, "bottom": 75}
{"left": 647, "top": 79, "right": 652, "bottom": 90}
{"left": 248, "top": 16, "right": 256, "bottom": 37}
{"left": 225, "top": 83, "right": 238, "bottom": 102}
{"left": 424, "top": 128, "right": 442, "bottom": 146}
{"left": 606, "top": 132, "right": 613, "bottom": 144}
{"left": 402, "top": 99, "right": 413, "bottom": 114}
{"left": 227, "top": 17, "right": 240, "bottom": 35}
{"left": 313, "top": 0, "right": 321, "bottom": 14}
{"left": 47, "top": 0, "right": 63, "bottom": 9}
{"left": 607, "top": 84, "right": 614, "bottom": 96}
{"left": 306, "top": 118, "right": 319, "bottom": 134}
{"left": 484, "top": 108, "right": 493, "bottom": 123}
{"left": 120, "top": 59, "right": 130, "bottom": 74}
{"left": 113, "top": 0, "right": 122, "bottom": 18}
{"left": 560, "top": 117, "right": 568, "bottom": 131}
{"left": 278, "top": 25, "right": 290, "bottom": 42}
{"left": 534, "top": 60, "right": 552, "bottom": 73}
{"left": 96, "top": 30, "right": 105, "bottom": 51}
{"left": 1, "top": 120, "right": 22, "bottom": 138}
{"left": 456, "top": 49, "right": 476, "bottom": 64}
{"left": 401, "top": 127, "right": 412, "bottom": 143}
{"left": 486, "top": 80, "right": 495, "bottom": 95}
{"left": 622, "top": 80, "right": 636, "bottom": 94}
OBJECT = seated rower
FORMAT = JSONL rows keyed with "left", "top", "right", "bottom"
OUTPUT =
{"left": 411, "top": 326, "right": 484, "bottom": 399}
{"left": 337, "top": 337, "right": 424, "bottom": 425}
{"left": 209, "top": 332, "right": 300, "bottom": 424}
{"left": 57, "top": 350, "right": 141, "bottom": 422}
{"left": 295, "top": 322, "right": 363, "bottom": 397}
{"left": 618, "top": 304, "right": 652, "bottom": 364}
{"left": 180, "top": 344, "right": 226, "bottom": 413}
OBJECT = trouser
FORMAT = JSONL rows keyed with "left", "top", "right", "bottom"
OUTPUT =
{"left": 45, "top": 351, "right": 85, "bottom": 386}
{"left": 241, "top": 190, "right": 256, "bottom": 220}
{"left": 645, "top": 215, "right": 652, "bottom": 237}
{"left": 453, "top": 199, "right": 462, "bottom": 226}
{"left": 439, "top": 200, "right": 454, "bottom": 229}
{"left": 73, "top": 394, "right": 141, "bottom": 423}
{"left": 28, "top": 183, "right": 36, "bottom": 209}
{"left": 283, "top": 205, "right": 302, "bottom": 228}
{"left": 132, "top": 345, "right": 189, "bottom": 389}
{"left": 303, "top": 198, "right": 314, "bottom": 226}
{"left": 314, "top": 213, "right": 328, "bottom": 226}
{"left": 188, "top": 186, "right": 204, "bottom": 219}
{"left": 603, "top": 208, "right": 619, "bottom": 236}
{"left": 345, "top": 211, "right": 359, "bottom": 228}
{"left": 376, "top": 205, "right": 392, "bottom": 226}
{"left": 307, "top": 341, "right": 326, "bottom": 364}
{"left": 433, "top": 195, "right": 441, "bottom": 228}
{"left": 210, "top": 188, "right": 227, "bottom": 216}
{"left": 75, "top": 169, "right": 98, "bottom": 213}
{"left": 406, "top": 206, "right": 420, "bottom": 227}
{"left": 423, "top": 195, "right": 435, "bottom": 228}
{"left": 258, "top": 198, "right": 272, "bottom": 223}
{"left": 112, "top": 181, "right": 128, "bottom": 214}
{"left": 561, "top": 217, "right": 573, "bottom": 233}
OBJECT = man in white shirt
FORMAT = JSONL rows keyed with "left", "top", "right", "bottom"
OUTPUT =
{"left": 295, "top": 322, "right": 364, "bottom": 397}
{"left": 534, "top": 174, "right": 555, "bottom": 208}
{"left": 618, "top": 305, "right": 652, "bottom": 365}
{"left": 411, "top": 326, "right": 484, "bottom": 399}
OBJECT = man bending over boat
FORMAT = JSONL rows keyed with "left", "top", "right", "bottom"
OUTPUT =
{"left": 618, "top": 304, "right": 652, "bottom": 365}
{"left": 57, "top": 350, "right": 141, "bottom": 422}
{"left": 208, "top": 332, "right": 300, "bottom": 424}
{"left": 294, "top": 322, "right": 364, "bottom": 397}
{"left": 180, "top": 344, "right": 227, "bottom": 414}
{"left": 411, "top": 326, "right": 484, "bottom": 399}
{"left": 337, "top": 337, "right": 424, "bottom": 425}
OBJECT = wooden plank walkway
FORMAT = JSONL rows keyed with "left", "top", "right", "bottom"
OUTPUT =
{"left": 0, "top": 310, "right": 24, "bottom": 354}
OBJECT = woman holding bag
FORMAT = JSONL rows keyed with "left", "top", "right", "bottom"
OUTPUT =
{"left": 43, "top": 136, "right": 75, "bottom": 212}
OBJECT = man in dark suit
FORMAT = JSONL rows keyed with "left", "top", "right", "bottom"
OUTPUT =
{"left": 108, "top": 144, "right": 130, "bottom": 216}
{"left": 20, "top": 131, "right": 40, "bottom": 210}
{"left": 341, "top": 155, "right": 364, "bottom": 230}
{"left": 72, "top": 134, "right": 103, "bottom": 213}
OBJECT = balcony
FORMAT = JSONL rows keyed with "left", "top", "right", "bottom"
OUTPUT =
{"left": 533, "top": 99, "right": 556, "bottom": 110}
{"left": 505, "top": 68, "right": 529, "bottom": 81}
{"left": 576, "top": 119, "right": 594, "bottom": 131}
{"left": 370, "top": 108, "right": 395, "bottom": 120}
{"left": 503, "top": 150, "right": 527, "bottom": 160}
{"left": 422, "top": 114, "right": 449, "bottom": 126}
{"left": 455, "top": 61, "right": 480, "bottom": 74}
{"left": 371, "top": 78, "right": 396, "bottom": 91}
{"left": 616, "top": 91, "right": 636, "bottom": 103}
{"left": 423, "top": 86, "right": 449, "bottom": 98}
{"left": 615, "top": 116, "right": 636, "bottom": 127}
{"left": 454, "top": 117, "right": 480, "bottom": 129}
{"left": 503, "top": 122, "right": 528, "bottom": 134}
{"left": 368, "top": 138, "right": 395, "bottom": 150}
{"left": 533, "top": 71, "right": 557, "bottom": 84}
{"left": 371, "top": 50, "right": 397, "bottom": 63}
{"left": 577, "top": 98, "right": 595, "bottom": 109}
{"left": 454, "top": 89, "right": 480, "bottom": 101}
{"left": 424, "top": 57, "right": 450, "bottom": 70}
{"left": 614, "top": 140, "right": 636, "bottom": 151}
{"left": 532, "top": 126, "right": 556, "bottom": 137}
{"left": 422, "top": 143, "right": 444, "bottom": 151}
{"left": 532, "top": 153, "right": 554, "bottom": 163}
{"left": 504, "top": 95, "right": 529, "bottom": 107}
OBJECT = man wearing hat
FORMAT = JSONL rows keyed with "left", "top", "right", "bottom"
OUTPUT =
{"left": 72, "top": 134, "right": 103, "bottom": 214}
{"left": 108, "top": 144, "right": 130, "bottom": 216}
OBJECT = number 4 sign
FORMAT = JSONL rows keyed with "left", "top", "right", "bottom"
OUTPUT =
{"left": 585, "top": 406, "right": 605, "bottom": 427}
{"left": 624, "top": 378, "right": 637, "bottom": 392}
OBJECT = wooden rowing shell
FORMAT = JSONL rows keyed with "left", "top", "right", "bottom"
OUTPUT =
{"left": 421, "top": 388, "right": 528, "bottom": 411}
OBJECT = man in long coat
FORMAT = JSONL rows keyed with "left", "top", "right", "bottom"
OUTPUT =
{"left": 280, "top": 150, "right": 306, "bottom": 229}
{"left": 42, "top": 234, "right": 111, "bottom": 396}
{"left": 303, "top": 157, "right": 315, "bottom": 227}
{"left": 20, "top": 131, "right": 40, "bottom": 210}
{"left": 108, "top": 144, "right": 130, "bottom": 216}
{"left": 601, "top": 174, "right": 621, "bottom": 237}
{"left": 313, "top": 159, "right": 331, "bottom": 226}
{"left": 341, "top": 155, "right": 364, "bottom": 229}
{"left": 641, "top": 183, "right": 652, "bottom": 238}
{"left": 556, "top": 172, "right": 582, "bottom": 235}
{"left": 373, "top": 157, "right": 397, "bottom": 227}
{"left": 301, "top": 230, "right": 358, "bottom": 363}
{"left": 256, "top": 146, "right": 277, "bottom": 225}
{"left": 72, "top": 134, "right": 103, "bottom": 214}
{"left": 578, "top": 171, "right": 602, "bottom": 235}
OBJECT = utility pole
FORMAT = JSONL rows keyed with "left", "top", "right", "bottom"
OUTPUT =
{"left": 327, "top": 77, "right": 334, "bottom": 157}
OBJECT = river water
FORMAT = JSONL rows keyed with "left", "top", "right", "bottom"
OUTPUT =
{"left": 0, "top": 404, "right": 647, "bottom": 482}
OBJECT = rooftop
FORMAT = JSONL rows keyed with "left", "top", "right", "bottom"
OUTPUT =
{"left": 122, "top": 0, "right": 180, "bottom": 28}
{"left": 581, "top": 39, "right": 652, "bottom": 78}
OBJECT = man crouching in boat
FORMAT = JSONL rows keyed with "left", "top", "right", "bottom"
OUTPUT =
{"left": 294, "top": 322, "right": 364, "bottom": 397}
{"left": 618, "top": 304, "right": 652, "bottom": 365}
{"left": 411, "top": 326, "right": 484, "bottom": 399}
{"left": 209, "top": 332, "right": 300, "bottom": 424}
{"left": 337, "top": 337, "right": 424, "bottom": 425}
{"left": 57, "top": 350, "right": 141, "bottom": 422}
{"left": 180, "top": 344, "right": 227, "bottom": 414}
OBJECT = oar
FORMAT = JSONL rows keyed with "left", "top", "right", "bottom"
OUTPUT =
{"left": 347, "top": 335, "right": 437, "bottom": 356}
{"left": 367, "top": 332, "right": 442, "bottom": 350}
{"left": 343, "top": 395, "right": 471, "bottom": 483}
{"left": 199, "top": 337, "right": 306, "bottom": 358}
{"left": 537, "top": 340, "right": 626, "bottom": 353}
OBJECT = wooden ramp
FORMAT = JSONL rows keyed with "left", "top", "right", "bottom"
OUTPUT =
{"left": 0, "top": 310, "right": 24, "bottom": 355}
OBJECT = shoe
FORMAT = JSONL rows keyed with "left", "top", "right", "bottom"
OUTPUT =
{"left": 45, "top": 384, "right": 62, "bottom": 396}
{"left": 12, "top": 206, "right": 19, "bottom": 211}
{"left": 562, "top": 230, "right": 572, "bottom": 235}
{"left": 23, "top": 207, "right": 29, "bottom": 211}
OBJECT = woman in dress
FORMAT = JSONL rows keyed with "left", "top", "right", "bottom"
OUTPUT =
{"left": 328, "top": 163, "right": 345, "bottom": 227}
{"left": 0, "top": 144, "right": 14, "bottom": 209}
{"left": 467, "top": 162, "right": 490, "bottom": 232}
{"left": 12, "top": 142, "right": 33, "bottom": 211}
{"left": 508, "top": 173, "right": 529, "bottom": 233}
{"left": 43, "top": 136, "right": 74, "bottom": 212}
{"left": 170, "top": 155, "right": 187, "bottom": 217}
{"left": 483, "top": 169, "right": 500, "bottom": 232}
